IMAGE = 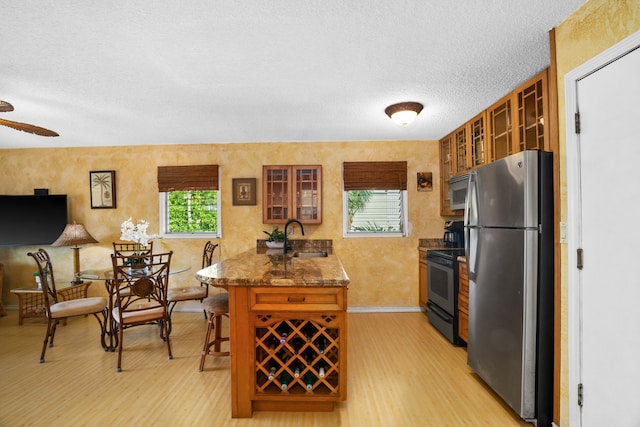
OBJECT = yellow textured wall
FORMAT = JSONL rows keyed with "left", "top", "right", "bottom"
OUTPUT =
{"left": 555, "top": 1, "right": 640, "bottom": 425}
{"left": 0, "top": 140, "right": 444, "bottom": 309}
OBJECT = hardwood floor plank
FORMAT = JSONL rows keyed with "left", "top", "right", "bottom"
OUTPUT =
{"left": 0, "top": 310, "right": 531, "bottom": 426}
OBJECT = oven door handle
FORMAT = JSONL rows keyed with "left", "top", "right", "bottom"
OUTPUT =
{"left": 427, "top": 301, "right": 453, "bottom": 324}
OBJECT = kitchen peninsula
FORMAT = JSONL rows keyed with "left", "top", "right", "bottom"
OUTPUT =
{"left": 196, "top": 240, "right": 350, "bottom": 418}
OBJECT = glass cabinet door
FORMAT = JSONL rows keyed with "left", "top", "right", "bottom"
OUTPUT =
{"left": 470, "top": 113, "right": 486, "bottom": 168}
{"left": 517, "top": 73, "right": 547, "bottom": 152}
{"left": 454, "top": 127, "right": 468, "bottom": 175}
{"left": 489, "top": 96, "right": 513, "bottom": 161}
{"left": 263, "top": 165, "right": 322, "bottom": 224}
{"left": 294, "top": 166, "right": 321, "bottom": 223}
{"left": 263, "top": 166, "right": 289, "bottom": 223}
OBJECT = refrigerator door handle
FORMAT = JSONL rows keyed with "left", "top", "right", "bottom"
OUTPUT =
{"left": 465, "top": 172, "right": 478, "bottom": 281}
{"left": 463, "top": 171, "right": 477, "bottom": 228}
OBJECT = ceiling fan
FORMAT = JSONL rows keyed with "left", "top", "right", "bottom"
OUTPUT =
{"left": 0, "top": 100, "right": 59, "bottom": 137}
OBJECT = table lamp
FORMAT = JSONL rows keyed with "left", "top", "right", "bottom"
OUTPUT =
{"left": 51, "top": 222, "right": 98, "bottom": 285}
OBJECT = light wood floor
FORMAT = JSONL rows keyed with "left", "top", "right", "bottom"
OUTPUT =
{"left": 0, "top": 310, "right": 531, "bottom": 427}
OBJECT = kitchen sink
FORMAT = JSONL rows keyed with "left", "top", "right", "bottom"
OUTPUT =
{"left": 291, "top": 251, "right": 328, "bottom": 258}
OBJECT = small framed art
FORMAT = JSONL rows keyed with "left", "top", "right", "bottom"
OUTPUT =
{"left": 90, "top": 170, "right": 116, "bottom": 209}
{"left": 232, "top": 178, "right": 257, "bottom": 206}
{"left": 417, "top": 172, "right": 433, "bottom": 192}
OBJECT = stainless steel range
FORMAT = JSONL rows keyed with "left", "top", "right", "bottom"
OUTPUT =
{"left": 426, "top": 248, "right": 465, "bottom": 346}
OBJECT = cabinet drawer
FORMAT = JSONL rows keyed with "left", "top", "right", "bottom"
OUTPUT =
{"left": 250, "top": 287, "right": 345, "bottom": 311}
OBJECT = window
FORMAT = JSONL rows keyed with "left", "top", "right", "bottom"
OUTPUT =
{"left": 342, "top": 161, "right": 408, "bottom": 237}
{"left": 157, "top": 165, "right": 221, "bottom": 238}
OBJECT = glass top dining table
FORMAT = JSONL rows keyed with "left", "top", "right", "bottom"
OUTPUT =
{"left": 78, "top": 265, "right": 192, "bottom": 281}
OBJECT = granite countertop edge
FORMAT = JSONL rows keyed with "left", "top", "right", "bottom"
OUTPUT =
{"left": 196, "top": 240, "right": 349, "bottom": 288}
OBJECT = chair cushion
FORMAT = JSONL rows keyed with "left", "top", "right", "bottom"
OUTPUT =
{"left": 202, "top": 293, "right": 229, "bottom": 314}
{"left": 50, "top": 297, "right": 107, "bottom": 319}
{"left": 167, "top": 285, "right": 207, "bottom": 302}
{"left": 113, "top": 303, "right": 165, "bottom": 325}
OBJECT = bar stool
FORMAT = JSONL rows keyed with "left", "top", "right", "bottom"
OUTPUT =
{"left": 199, "top": 291, "right": 230, "bottom": 371}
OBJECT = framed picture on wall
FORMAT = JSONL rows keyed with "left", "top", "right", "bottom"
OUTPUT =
{"left": 417, "top": 172, "right": 433, "bottom": 192}
{"left": 90, "top": 170, "right": 116, "bottom": 209}
{"left": 232, "top": 178, "right": 257, "bottom": 206}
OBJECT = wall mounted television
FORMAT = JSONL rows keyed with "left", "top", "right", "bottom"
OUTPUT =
{"left": 0, "top": 195, "right": 68, "bottom": 246}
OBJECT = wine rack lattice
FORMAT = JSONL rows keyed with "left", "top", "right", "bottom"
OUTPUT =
{"left": 255, "top": 315, "right": 340, "bottom": 396}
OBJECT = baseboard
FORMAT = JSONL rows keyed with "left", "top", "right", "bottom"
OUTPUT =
{"left": 347, "top": 306, "right": 423, "bottom": 313}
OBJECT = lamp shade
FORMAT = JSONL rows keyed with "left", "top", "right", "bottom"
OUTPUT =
{"left": 385, "top": 102, "right": 424, "bottom": 127}
{"left": 51, "top": 223, "right": 98, "bottom": 247}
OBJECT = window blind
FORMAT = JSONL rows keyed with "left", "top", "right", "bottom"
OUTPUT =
{"left": 157, "top": 165, "right": 219, "bottom": 192}
{"left": 343, "top": 161, "right": 407, "bottom": 191}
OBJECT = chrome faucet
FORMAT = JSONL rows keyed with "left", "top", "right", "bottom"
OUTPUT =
{"left": 283, "top": 219, "right": 305, "bottom": 254}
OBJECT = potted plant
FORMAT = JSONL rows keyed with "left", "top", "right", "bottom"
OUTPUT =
{"left": 264, "top": 226, "right": 286, "bottom": 248}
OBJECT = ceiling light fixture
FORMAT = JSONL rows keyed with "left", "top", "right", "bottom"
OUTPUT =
{"left": 385, "top": 102, "right": 424, "bottom": 127}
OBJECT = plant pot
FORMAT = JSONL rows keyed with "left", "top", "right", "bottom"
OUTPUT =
{"left": 266, "top": 241, "right": 284, "bottom": 249}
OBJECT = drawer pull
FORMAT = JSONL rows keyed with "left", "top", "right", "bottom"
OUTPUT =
{"left": 287, "top": 296, "right": 306, "bottom": 303}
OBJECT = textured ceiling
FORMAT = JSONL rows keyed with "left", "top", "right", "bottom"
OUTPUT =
{"left": 0, "top": 1, "right": 587, "bottom": 149}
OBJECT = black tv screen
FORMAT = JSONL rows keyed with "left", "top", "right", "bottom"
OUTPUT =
{"left": 0, "top": 195, "right": 68, "bottom": 246}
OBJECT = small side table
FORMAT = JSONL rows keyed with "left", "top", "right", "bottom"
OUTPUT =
{"left": 11, "top": 281, "right": 93, "bottom": 325}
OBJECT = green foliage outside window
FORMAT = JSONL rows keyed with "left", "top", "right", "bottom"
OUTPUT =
{"left": 347, "top": 190, "right": 372, "bottom": 226}
{"left": 168, "top": 191, "right": 218, "bottom": 233}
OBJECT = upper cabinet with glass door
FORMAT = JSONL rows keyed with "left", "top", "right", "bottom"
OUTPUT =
{"left": 263, "top": 165, "right": 322, "bottom": 224}
{"left": 489, "top": 69, "right": 549, "bottom": 161}
{"left": 439, "top": 68, "right": 551, "bottom": 216}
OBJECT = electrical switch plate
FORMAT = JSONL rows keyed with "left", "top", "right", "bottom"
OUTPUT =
{"left": 560, "top": 221, "right": 567, "bottom": 243}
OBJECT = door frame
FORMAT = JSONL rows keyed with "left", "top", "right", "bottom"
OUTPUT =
{"left": 564, "top": 29, "right": 640, "bottom": 426}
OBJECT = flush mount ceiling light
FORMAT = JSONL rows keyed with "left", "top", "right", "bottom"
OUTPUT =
{"left": 385, "top": 102, "right": 424, "bottom": 127}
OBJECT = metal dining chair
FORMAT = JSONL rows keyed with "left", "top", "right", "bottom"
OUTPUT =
{"left": 110, "top": 251, "right": 173, "bottom": 372}
{"left": 167, "top": 241, "right": 218, "bottom": 325}
{"left": 27, "top": 249, "right": 108, "bottom": 363}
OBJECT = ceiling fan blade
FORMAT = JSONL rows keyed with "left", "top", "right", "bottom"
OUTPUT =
{"left": 0, "top": 100, "right": 14, "bottom": 112}
{"left": 0, "top": 118, "right": 59, "bottom": 137}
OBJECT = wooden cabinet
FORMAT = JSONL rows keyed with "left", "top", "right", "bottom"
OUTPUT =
{"left": 454, "top": 125, "right": 468, "bottom": 175}
{"left": 418, "top": 249, "right": 427, "bottom": 309}
{"left": 488, "top": 93, "right": 514, "bottom": 161}
{"left": 231, "top": 286, "right": 347, "bottom": 416}
{"left": 457, "top": 259, "right": 468, "bottom": 344}
{"left": 439, "top": 136, "right": 461, "bottom": 216}
{"left": 439, "top": 113, "right": 486, "bottom": 216}
{"left": 263, "top": 165, "right": 322, "bottom": 224}
{"left": 439, "top": 69, "right": 549, "bottom": 215}
{"left": 515, "top": 70, "right": 549, "bottom": 153}
{"left": 489, "top": 69, "right": 549, "bottom": 162}
{"left": 469, "top": 113, "right": 487, "bottom": 169}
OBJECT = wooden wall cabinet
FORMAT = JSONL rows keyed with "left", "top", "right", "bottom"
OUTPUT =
{"left": 489, "top": 69, "right": 549, "bottom": 162}
{"left": 418, "top": 249, "right": 428, "bottom": 309}
{"left": 457, "top": 259, "right": 468, "bottom": 344}
{"left": 263, "top": 165, "right": 322, "bottom": 224}
{"left": 439, "top": 68, "right": 548, "bottom": 215}
{"left": 439, "top": 113, "right": 486, "bottom": 216}
{"left": 439, "top": 136, "right": 461, "bottom": 216}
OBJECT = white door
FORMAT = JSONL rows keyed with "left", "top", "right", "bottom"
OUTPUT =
{"left": 566, "top": 34, "right": 640, "bottom": 426}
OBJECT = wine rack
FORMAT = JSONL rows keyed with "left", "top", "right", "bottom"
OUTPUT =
{"left": 254, "top": 315, "right": 341, "bottom": 397}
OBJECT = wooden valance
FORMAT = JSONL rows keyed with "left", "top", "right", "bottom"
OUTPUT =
{"left": 343, "top": 161, "right": 407, "bottom": 191}
{"left": 157, "top": 165, "right": 219, "bottom": 192}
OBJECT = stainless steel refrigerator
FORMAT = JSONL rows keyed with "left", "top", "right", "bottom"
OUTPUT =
{"left": 464, "top": 150, "right": 553, "bottom": 425}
